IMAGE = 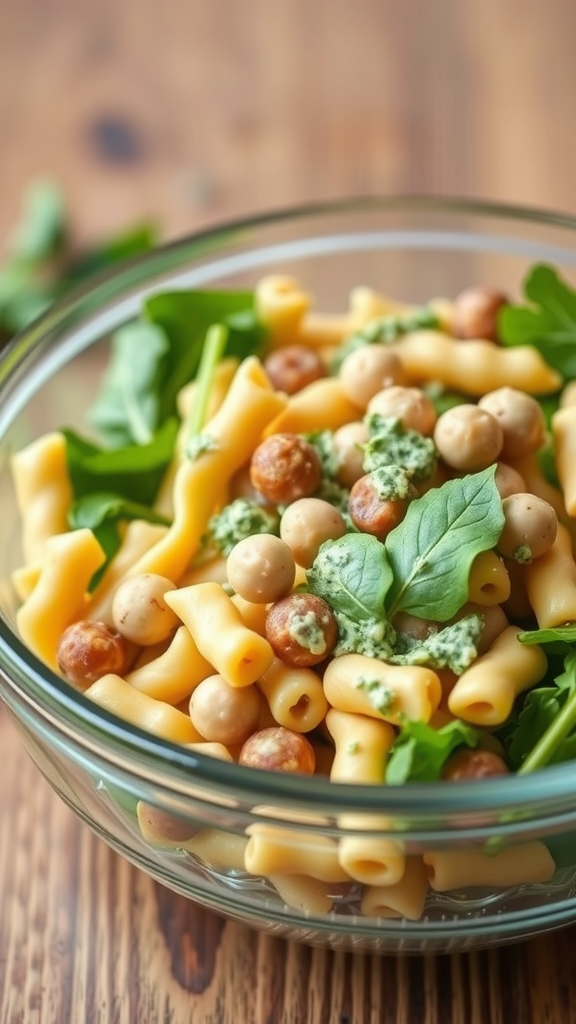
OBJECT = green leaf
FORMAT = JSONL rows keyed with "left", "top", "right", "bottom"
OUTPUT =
{"left": 90, "top": 322, "right": 170, "bottom": 446}
{"left": 384, "top": 468, "right": 504, "bottom": 621}
{"left": 307, "top": 534, "right": 393, "bottom": 621}
{"left": 8, "top": 180, "right": 66, "bottom": 265}
{"left": 68, "top": 492, "right": 171, "bottom": 532}
{"left": 499, "top": 264, "right": 576, "bottom": 380}
{"left": 518, "top": 625, "right": 576, "bottom": 646}
{"left": 61, "top": 223, "right": 157, "bottom": 289}
{"left": 62, "top": 418, "right": 178, "bottom": 507}
{"left": 386, "top": 720, "right": 480, "bottom": 784}
{"left": 514, "top": 652, "right": 576, "bottom": 773}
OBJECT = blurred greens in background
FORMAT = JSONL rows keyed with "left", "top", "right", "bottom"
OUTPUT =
{"left": 0, "top": 180, "right": 157, "bottom": 343}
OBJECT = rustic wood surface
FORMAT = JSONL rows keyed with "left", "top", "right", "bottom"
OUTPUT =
{"left": 3, "top": 0, "right": 576, "bottom": 1021}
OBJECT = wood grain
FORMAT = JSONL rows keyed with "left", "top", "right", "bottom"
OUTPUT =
{"left": 3, "top": 0, "right": 576, "bottom": 1020}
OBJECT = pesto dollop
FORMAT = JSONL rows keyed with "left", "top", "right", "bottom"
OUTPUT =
{"left": 362, "top": 414, "right": 437, "bottom": 481}
{"left": 206, "top": 498, "right": 279, "bottom": 556}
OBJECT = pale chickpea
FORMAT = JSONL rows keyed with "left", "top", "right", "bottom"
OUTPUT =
{"left": 227, "top": 534, "right": 295, "bottom": 603}
{"left": 250, "top": 434, "right": 322, "bottom": 504}
{"left": 452, "top": 286, "right": 508, "bottom": 342}
{"left": 239, "top": 726, "right": 315, "bottom": 774}
{"left": 339, "top": 345, "right": 408, "bottom": 410}
{"left": 188, "top": 674, "right": 261, "bottom": 745}
{"left": 434, "top": 404, "right": 503, "bottom": 471}
{"left": 478, "top": 387, "right": 545, "bottom": 460}
{"left": 112, "top": 573, "right": 179, "bottom": 645}
{"left": 280, "top": 498, "right": 346, "bottom": 568}
{"left": 332, "top": 421, "right": 369, "bottom": 487}
{"left": 57, "top": 620, "right": 128, "bottom": 688}
{"left": 494, "top": 462, "right": 527, "bottom": 499}
{"left": 367, "top": 385, "right": 437, "bottom": 436}
{"left": 264, "top": 344, "right": 324, "bottom": 394}
{"left": 497, "top": 492, "right": 558, "bottom": 563}
{"left": 442, "top": 749, "right": 509, "bottom": 781}
{"left": 138, "top": 802, "right": 197, "bottom": 842}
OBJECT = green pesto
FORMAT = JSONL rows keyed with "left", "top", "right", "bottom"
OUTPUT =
{"left": 288, "top": 611, "right": 327, "bottom": 656}
{"left": 356, "top": 676, "right": 396, "bottom": 715}
{"left": 206, "top": 498, "right": 279, "bottom": 556}
{"left": 186, "top": 432, "right": 219, "bottom": 460}
{"left": 370, "top": 464, "right": 411, "bottom": 501}
{"left": 362, "top": 413, "right": 436, "bottom": 481}
{"left": 514, "top": 543, "right": 533, "bottom": 564}
{"left": 333, "top": 610, "right": 396, "bottom": 659}
{"left": 391, "top": 613, "right": 483, "bottom": 675}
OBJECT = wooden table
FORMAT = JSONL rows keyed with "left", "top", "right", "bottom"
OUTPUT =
{"left": 3, "top": 1, "right": 576, "bottom": 1020}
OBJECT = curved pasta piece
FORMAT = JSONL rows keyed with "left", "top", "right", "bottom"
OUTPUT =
{"left": 360, "top": 857, "right": 430, "bottom": 920}
{"left": 263, "top": 378, "right": 361, "bottom": 437}
{"left": 244, "top": 823, "right": 349, "bottom": 883}
{"left": 390, "top": 331, "right": 562, "bottom": 395}
{"left": 85, "top": 673, "right": 202, "bottom": 743}
{"left": 184, "top": 829, "right": 248, "bottom": 871}
{"left": 85, "top": 520, "right": 169, "bottom": 624}
{"left": 552, "top": 406, "right": 576, "bottom": 517}
{"left": 230, "top": 593, "right": 269, "bottom": 636}
{"left": 269, "top": 874, "right": 336, "bottom": 915}
{"left": 322, "top": 654, "right": 442, "bottom": 725}
{"left": 325, "top": 708, "right": 394, "bottom": 784}
{"left": 126, "top": 625, "right": 213, "bottom": 704}
{"left": 258, "top": 659, "right": 329, "bottom": 733}
{"left": 468, "top": 551, "right": 511, "bottom": 606}
{"left": 255, "top": 275, "right": 312, "bottom": 343}
{"left": 423, "top": 841, "right": 555, "bottom": 891}
{"left": 16, "top": 528, "right": 106, "bottom": 670}
{"left": 127, "top": 357, "right": 287, "bottom": 583}
{"left": 164, "top": 582, "right": 274, "bottom": 687}
{"left": 337, "top": 834, "right": 405, "bottom": 887}
{"left": 523, "top": 523, "right": 576, "bottom": 628}
{"left": 447, "top": 626, "right": 547, "bottom": 726}
{"left": 11, "top": 431, "right": 73, "bottom": 565}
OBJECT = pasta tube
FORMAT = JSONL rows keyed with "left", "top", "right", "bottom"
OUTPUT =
{"left": 323, "top": 654, "right": 441, "bottom": 725}
{"left": 552, "top": 406, "right": 576, "bottom": 517}
{"left": 85, "top": 673, "right": 202, "bottom": 743}
{"left": 244, "top": 823, "right": 349, "bottom": 883}
{"left": 164, "top": 582, "right": 274, "bottom": 687}
{"left": 325, "top": 708, "right": 395, "bottom": 784}
{"left": 360, "top": 857, "right": 430, "bottom": 920}
{"left": 126, "top": 625, "right": 213, "bottom": 704}
{"left": 468, "top": 551, "right": 511, "bottom": 606}
{"left": 263, "top": 378, "right": 362, "bottom": 436}
{"left": 423, "top": 841, "right": 555, "bottom": 891}
{"left": 11, "top": 431, "right": 73, "bottom": 565}
{"left": 258, "top": 658, "right": 329, "bottom": 732}
{"left": 523, "top": 523, "right": 576, "bottom": 628}
{"left": 85, "top": 520, "right": 169, "bottom": 624}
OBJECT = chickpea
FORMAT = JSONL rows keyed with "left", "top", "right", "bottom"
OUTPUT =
{"left": 478, "top": 387, "right": 545, "bottom": 461}
{"left": 348, "top": 471, "right": 414, "bottom": 540}
{"left": 250, "top": 434, "right": 322, "bottom": 504}
{"left": 434, "top": 405, "right": 503, "bottom": 471}
{"left": 497, "top": 492, "right": 558, "bottom": 563}
{"left": 57, "top": 620, "right": 128, "bottom": 688}
{"left": 339, "top": 345, "right": 408, "bottom": 410}
{"left": 442, "top": 748, "right": 509, "bottom": 781}
{"left": 138, "top": 801, "right": 197, "bottom": 842}
{"left": 266, "top": 593, "right": 338, "bottom": 667}
{"left": 188, "top": 674, "right": 261, "bottom": 745}
{"left": 280, "top": 498, "right": 346, "bottom": 568}
{"left": 229, "top": 464, "right": 271, "bottom": 505}
{"left": 367, "top": 385, "right": 437, "bottom": 436}
{"left": 457, "top": 602, "right": 509, "bottom": 655}
{"left": 392, "top": 612, "right": 436, "bottom": 642}
{"left": 239, "top": 726, "right": 315, "bottom": 774}
{"left": 494, "top": 462, "right": 527, "bottom": 499}
{"left": 332, "top": 421, "right": 369, "bottom": 487}
{"left": 453, "top": 286, "right": 508, "bottom": 342}
{"left": 112, "top": 573, "right": 179, "bottom": 645}
{"left": 227, "top": 534, "right": 296, "bottom": 603}
{"left": 264, "top": 344, "right": 324, "bottom": 394}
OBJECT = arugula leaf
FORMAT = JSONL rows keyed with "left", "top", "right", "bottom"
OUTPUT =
{"left": 513, "top": 652, "right": 576, "bottom": 772}
{"left": 386, "top": 719, "right": 480, "bottom": 784}
{"left": 307, "top": 534, "right": 393, "bottom": 621}
{"left": 61, "top": 223, "right": 156, "bottom": 289}
{"left": 90, "top": 322, "right": 170, "bottom": 446}
{"left": 62, "top": 418, "right": 178, "bottom": 507}
{"left": 518, "top": 624, "right": 576, "bottom": 646}
{"left": 499, "top": 264, "right": 576, "bottom": 380}
{"left": 384, "top": 468, "right": 504, "bottom": 620}
{"left": 68, "top": 492, "right": 171, "bottom": 585}
{"left": 8, "top": 180, "right": 66, "bottom": 265}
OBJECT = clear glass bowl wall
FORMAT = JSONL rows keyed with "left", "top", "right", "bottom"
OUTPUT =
{"left": 2, "top": 199, "right": 576, "bottom": 954}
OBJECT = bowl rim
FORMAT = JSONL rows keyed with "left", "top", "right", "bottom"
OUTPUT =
{"left": 3, "top": 192, "right": 576, "bottom": 822}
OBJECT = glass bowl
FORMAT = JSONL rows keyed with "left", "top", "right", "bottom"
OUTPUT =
{"left": 2, "top": 197, "right": 576, "bottom": 955}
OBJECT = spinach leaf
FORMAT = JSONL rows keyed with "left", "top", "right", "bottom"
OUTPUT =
{"left": 61, "top": 223, "right": 156, "bottom": 289}
{"left": 69, "top": 492, "right": 171, "bottom": 532}
{"left": 307, "top": 534, "right": 393, "bottom": 621}
{"left": 384, "top": 468, "right": 504, "bottom": 621}
{"left": 62, "top": 418, "right": 178, "bottom": 507}
{"left": 499, "top": 264, "right": 576, "bottom": 380}
{"left": 90, "top": 322, "right": 169, "bottom": 446}
{"left": 510, "top": 652, "right": 576, "bottom": 771}
{"left": 518, "top": 625, "right": 576, "bottom": 646}
{"left": 8, "top": 180, "right": 66, "bottom": 265}
{"left": 386, "top": 719, "right": 480, "bottom": 784}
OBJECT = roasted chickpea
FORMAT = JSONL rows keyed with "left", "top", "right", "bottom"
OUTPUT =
{"left": 266, "top": 593, "right": 338, "bottom": 667}
{"left": 137, "top": 801, "right": 197, "bottom": 842}
{"left": 112, "top": 573, "right": 179, "bottom": 645}
{"left": 494, "top": 462, "right": 527, "bottom": 499}
{"left": 249, "top": 434, "right": 322, "bottom": 504}
{"left": 453, "top": 286, "right": 508, "bottom": 342}
{"left": 264, "top": 344, "right": 324, "bottom": 394}
{"left": 478, "top": 387, "right": 545, "bottom": 460}
{"left": 332, "top": 421, "right": 369, "bottom": 487}
{"left": 497, "top": 492, "right": 558, "bottom": 563}
{"left": 188, "top": 674, "right": 261, "bottom": 745}
{"left": 339, "top": 345, "right": 408, "bottom": 409}
{"left": 367, "top": 385, "right": 437, "bottom": 436}
{"left": 57, "top": 620, "right": 128, "bottom": 688}
{"left": 391, "top": 612, "right": 436, "bottom": 642}
{"left": 226, "top": 534, "right": 296, "bottom": 603}
{"left": 434, "top": 405, "right": 503, "bottom": 471}
{"left": 280, "top": 498, "right": 346, "bottom": 568}
{"left": 239, "top": 726, "right": 315, "bottom": 774}
{"left": 348, "top": 469, "right": 415, "bottom": 540}
{"left": 442, "top": 748, "right": 509, "bottom": 781}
